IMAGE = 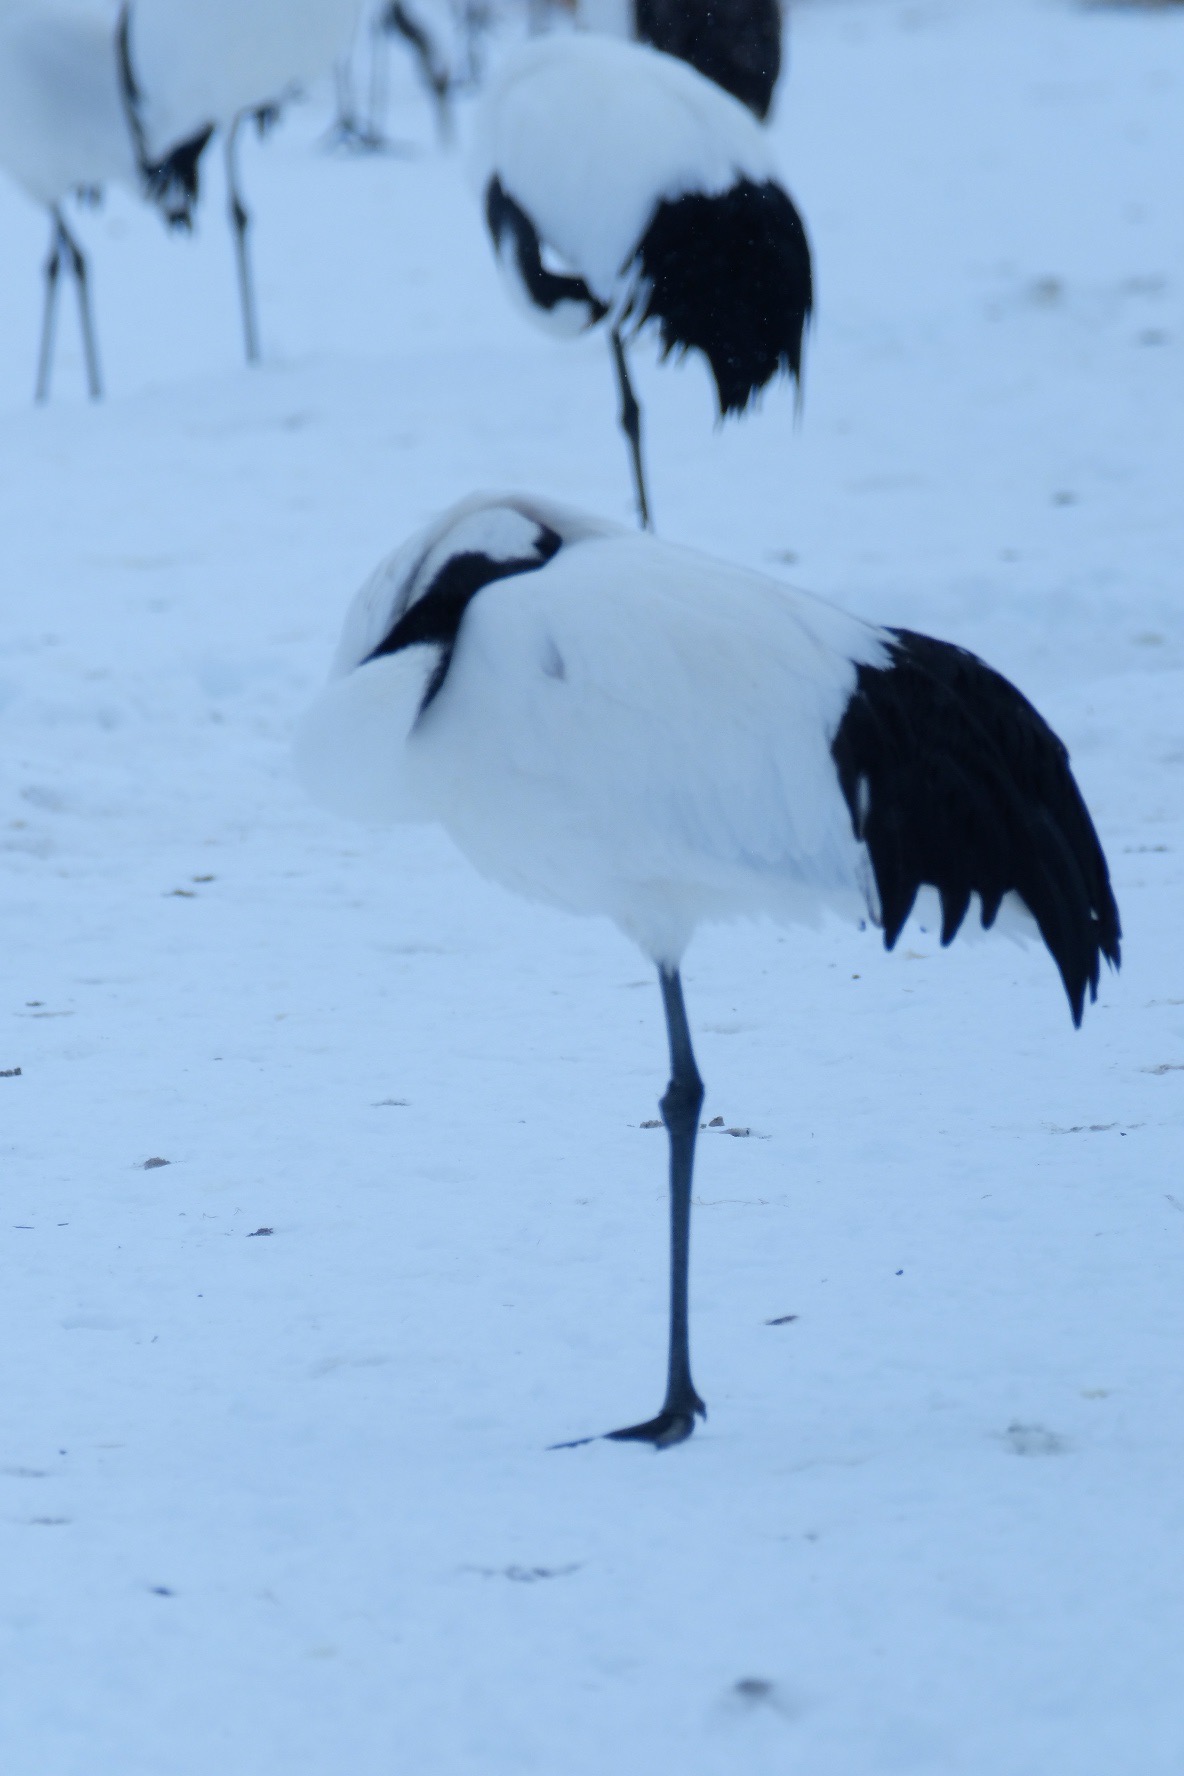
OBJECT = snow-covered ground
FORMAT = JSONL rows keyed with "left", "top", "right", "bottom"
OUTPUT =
{"left": 2, "top": 1, "right": 1182, "bottom": 1770}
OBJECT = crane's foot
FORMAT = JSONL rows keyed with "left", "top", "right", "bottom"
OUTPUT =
{"left": 551, "top": 1392, "right": 706, "bottom": 1451}
{"left": 607, "top": 1396, "right": 705, "bottom": 1448}
{"left": 321, "top": 119, "right": 414, "bottom": 157}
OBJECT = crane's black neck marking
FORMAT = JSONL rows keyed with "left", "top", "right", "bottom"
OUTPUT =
{"left": 116, "top": 6, "right": 212, "bottom": 230}
{"left": 485, "top": 178, "right": 609, "bottom": 329}
{"left": 364, "top": 523, "right": 563, "bottom": 713}
{"left": 830, "top": 628, "right": 1121, "bottom": 1026}
{"left": 632, "top": 177, "right": 812, "bottom": 416}
{"left": 634, "top": 0, "right": 782, "bottom": 120}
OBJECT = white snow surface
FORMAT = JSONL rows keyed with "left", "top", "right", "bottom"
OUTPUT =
{"left": 473, "top": 32, "right": 778, "bottom": 299}
{"left": 1, "top": 2, "right": 1183, "bottom": 1772}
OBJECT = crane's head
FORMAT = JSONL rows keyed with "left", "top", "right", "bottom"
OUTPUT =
{"left": 295, "top": 494, "right": 610, "bottom": 823}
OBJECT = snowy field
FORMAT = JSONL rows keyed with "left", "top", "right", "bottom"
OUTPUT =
{"left": 2, "top": 1, "right": 1183, "bottom": 1771}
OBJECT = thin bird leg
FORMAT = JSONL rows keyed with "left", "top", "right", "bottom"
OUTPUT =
{"left": 610, "top": 327, "right": 651, "bottom": 532}
{"left": 225, "top": 114, "right": 260, "bottom": 364}
{"left": 366, "top": 14, "right": 390, "bottom": 145}
{"left": 36, "top": 209, "right": 102, "bottom": 404}
{"left": 333, "top": 55, "right": 358, "bottom": 138}
{"left": 62, "top": 212, "right": 102, "bottom": 401}
{"left": 34, "top": 212, "right": 65, "bottom": 404}
{"left": 606, "top": 965, "right": 707, "bottom": 1448}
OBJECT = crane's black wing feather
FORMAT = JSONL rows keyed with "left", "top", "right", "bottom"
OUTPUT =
{"left": 632, "top": 178, "right": 812, "bottom": 417}
{"left": 830, "top": 629, "right": 1120, "bottom": 1025}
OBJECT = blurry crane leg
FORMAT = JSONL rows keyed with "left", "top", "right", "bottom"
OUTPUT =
{"left": 36, "top": 206, "right": 102, "bottom": 404}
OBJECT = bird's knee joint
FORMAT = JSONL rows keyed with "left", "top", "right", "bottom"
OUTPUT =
{"left": 661, "top": 1076, "right": 704, "bottom": 1128}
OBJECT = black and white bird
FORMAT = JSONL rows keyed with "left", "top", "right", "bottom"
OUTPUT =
{"left": 297, "top": 493, "right": 1121, "bottom": 1449}
{"left": 0, "top": 0, "right": 209, "bottom": 401}
{"left": 474, "top": 34, "right": 812, "bottom": 529}
{"left": 119, "top": 0, "right": 363, "bottom": 362}
{"left": 0, "top": 0, "right": 362, "bottom": 397}
{"left": 576, "top": 0, "right": 784, "bottom": 120}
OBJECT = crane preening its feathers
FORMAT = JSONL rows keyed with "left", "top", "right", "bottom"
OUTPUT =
{"left": 298, "top": 493, "right": 1121, "bottom": 1448}
{"left": 474, "top": 35, "right": 812, "bottom": 530}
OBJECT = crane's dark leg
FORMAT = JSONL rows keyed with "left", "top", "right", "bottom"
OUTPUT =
{"left": 36, "top": 209, "right": 101, "bottom": 403}
{"left": 65, "top": 215, "right": 102, "bottom": 401}
{"left": 610, "top": 327, "right": 652, "bottom": 532}
{"left": 606, "top": 965, "right": 707, "bottom": 1447}
{"left": 366, "top": 14, "right": 390, "bottom": 145}
{"left": 225, "top": 114, "right": 260, "bottom": 364}
{"left": 34, "top": 213, "right": 65, "bottom": 404}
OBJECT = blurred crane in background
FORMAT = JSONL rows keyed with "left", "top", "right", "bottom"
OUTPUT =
{"left": 476, "top": 31, "right": 811, "bottom": 528}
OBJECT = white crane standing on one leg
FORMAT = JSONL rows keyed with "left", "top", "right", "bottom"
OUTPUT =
{"left": 473, "top": 34, "right": 812, "bottom": 531}
{"left": 297, "top": 492, "right": 1121, "bottom": 1449}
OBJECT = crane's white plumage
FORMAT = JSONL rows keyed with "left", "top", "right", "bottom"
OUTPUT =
{"left": 0, "top": 1, "right": 131, "bottom": 207}
{"left": 125, "top": 0, "right": 363, "bottom": 159}
{"left": 299, "top": 493, "right": 884, "bottom": 962}
{"left": 0, "top": 0, "right": 136, "bottom": 399}
{"left": 297, "top": 493, "right": 1120, "bottom": 1446}
{"left": 474, "top": 35, "right": 775, "bottom": 307}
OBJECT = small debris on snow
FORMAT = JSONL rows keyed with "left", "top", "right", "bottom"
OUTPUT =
{"left": 1, "top": 1068, "right": 20, "bottom": 1077}
{"left": 1028, "top": 275, "right": 1064, "bottom": 306}
{"left": 725, "top": 1676, "right": 800, "bottom": 1720}
{"left": 1002, "top": 1423, "right": 1068, "bottom": 1457}
{"left": 766, "top": 1314, "right": 799, "bottom": 1326}
{"left": 639, "top": 1119, "right": 662, "bottom": 1128}
{"left": 150, "top": 1586, "right": 174, "bottom": 1597}
{"left": 166, "top": 889, "right": 196, "bottom": 898}
{"left": 734, "top": 1677, "right": 775, "bottom": 1702}
{"left": 248, "top": 1227, "right": 274, "bottom": 1237}
{"left": 707, "top": 1116, "right": 725, "bottom": 1126}
{"left": 465, "top": 1563, "right": 581, "bottom": 1584}
{"left": 1143, "top": 1063, "right": 1184, "bottom": 1075}
{"left": 141, "top": 1157, "right": 170, "bottom": 1170}
{"left": 192, "top": 875, "right": 215, "bottom": 883}
{"left": 372, "top": 1098, "right": 409, "bottom": 1107}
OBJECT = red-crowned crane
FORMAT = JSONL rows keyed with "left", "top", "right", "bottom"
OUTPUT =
{"left": 473, "top": 32, "right": 812, "bottom": 530}
{"left": 296, "top": 493, "right": 1121, "bottom": 1449}
{"left": 0, "top": 0, "right": 210, "bottom": 400}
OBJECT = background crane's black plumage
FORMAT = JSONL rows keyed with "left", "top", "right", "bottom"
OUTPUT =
{"left": 831, "top": 631, "right": 1121, "bottom": 1025}
{"left": 116, "top": 7, "right": 212, "bottom": 229}
{"left": 633, "top": 177, "right": 813, "bottom": 416}
{"left": 634, "top": 0, "right": 783, "bottom": 120}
